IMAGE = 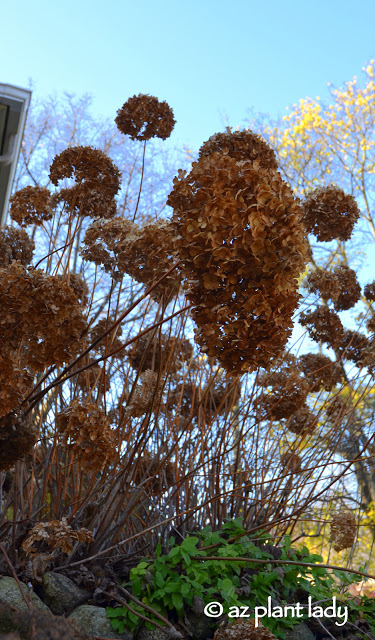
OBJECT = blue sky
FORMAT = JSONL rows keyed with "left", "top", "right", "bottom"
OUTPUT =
{"left": 2, "top": 0, "right": 375, "bottom": 152}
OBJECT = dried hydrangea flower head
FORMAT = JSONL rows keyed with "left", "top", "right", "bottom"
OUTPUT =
{"left": 56, "top": 402, "right": 117, "bottom": 472}
{"left": 287, "top": 404, "right": 317, "bottom": 435}
{"left": 9, "top": 185, "right": 53, "bottom": 227}
{"left": 0, "top": 262, "right": 87, "bottom": 371}
{"left": 0, "top": 412, "right": 38, "bottom": 471}
{"left": 127, "top": 333, "right": 193, "bottom": 373}
{"left": 337, "top": 329, "right": 372, "bottom": 367}
{"left": 0, "top": 226, "right": 35, "bottom": 268}
{"left": 126, "top": 369, "right": 162, "bottom": 417}
{"left": 115, "top": 93, "right": 175, "bottom": 141}
{"left": 330, "top": 509, "right": 356, "bottom": 552}
{"left": 168, "top": 151, "right": 309, "bottom": 374}
{"left": 198, "top": 127, "right": 278, "bottom": 169}
{"left": 299, "top": 306, "right": 344, "bottom": 348}
{"left": 255, "top": 367, "right": 308, "bottom": 420}
{"left": 131, "top": 450, "right": 174, "bottom": 494}
{"left": 302, "top": 185, "right": 360, "bottom": 242}
{"left": 81, "top": 217, "right": 181, "bottom": 298}
{"left": 213, "top": 618, "right": 276, "bottom": 640}
{"left": 22, "top": 516, "right": 93, "bottom": 556}
{"left": 49, "top": 146, "right": 121, "bottom": 218}
{"left": 0, "top": 353, "right": 33, "bottom": 418}
{"left": 298, "top": 353, "right": 343, "bottom": 392}
{"left": 364, "top": 281, "right": 375, "bottom": 302}
{"left": 325, "top": 396, "right": 348, "bottom": 423}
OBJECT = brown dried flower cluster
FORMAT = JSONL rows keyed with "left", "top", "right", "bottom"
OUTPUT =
{"left": 0, "top": 226, "right": 35, "bottom": 268}
{"left": 115, "top": 93, "right": 175, "bottom": 141}
{"left": 56, "top": 402, "right": 117, "bottom": 471}
{"left": 298, "top": 353, "right": 343, "bottom": 392}
{"left": 89, "top": 316, "right": 123, "bottom": 356}
{"left": 0, "top": 261, "right": 87, "bottom": 374}
{"left": 280, "top": 451, "right": 302, "bottom": 474}
{"left": 330, "top": 509, "right": 356, "bottom": 552}
{"left": 213, "top": 618, "right": 276, "bottom": 640}
{"left": 126, "top": 369, "right": 162, "bottom": 418}
{"left": 65, "top": 272, "right": 90, "bottom": 305}
{"left": 49, "top": 146, "right": 121, "bottom": 218}
{"left": 255, "top": 367, "right": 308, "bottom": 420}
{"left": 198, "top": 127, "right": 278, "bottom": 169}
{"left": 165, "top": 376, "right": 241, "bottom": 421}
{"left": 0, "top": 412, "right": 38, "bottom": 471}
{"left": 9, "top": 185, "right": 53, "bottom": 227}
{"left": 254, "top": 354, "right": 309, "bottom": 420}
{"left": 132, "top": 450, "right": 174, "bottom": 494}
{"left": 305, "top": 265, "right": 361, "bottom": 311}
{"left": 337, "top": 329, "right": 373, "bottom": 368}
{"left": 0, "top": 353, "right": 33, "bottom": 418}
{"left": 302, "top": 185, "right": 360, "bottom": 242}
{"left": 299, "top": 306, "right": 344, "bottom": 348}
{"left": 168, "top": 149, "right": 309, "bottom": 374}
{"left": 128, "top": 333, "right": 193, "bottom": 373}
{"left": 22, "top": 516, "right": 93, "bottom": 555}
{"left": 364, "top": 281, "right": 375, "bottom": 302}
{"left": 286, "top": 404, "right": 318, "bottom": 435}
{"left": 81, "top": 217, "right": 181, "bottom": 299}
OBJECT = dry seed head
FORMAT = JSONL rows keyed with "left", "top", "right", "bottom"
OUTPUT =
{"left": 332, "top": 265, "right": 361, "bottom": 311}
{"left": 330, "top": 510, "right": 356, "bottom": 552}
{"left": 0, "top": 353, "right": 33, "bottom": 418}
{"left": 302, "top": 185, "right": 360, "bottom": 242}
{"left": 304, "top": 267, "right": 341, "bottom": 303}
{"left": 287, "top": 404, "right": 317, "bottom": 435}
{"left": 0, "top": 412, "right": 38, "bottom": 472}
{"left": 298, "top": 353, "right": 343, "bottom": 392}
{"left": 128, "top": 333, "right": 193, "bottom": 373}
{"left": 337, "top": 329, "right": 371, "bottom": 367}
{"left": 9, "top": 185, "right": 53, "bottom": 227}
{"left": 126, "top": 369, "right": 162, "bottom": 417}
{"left": 115, "top": 93, "right": 175, "bottom": 141}
{"left": 280, "top": 451, "right": 303, "bottom": 474}
{"left": 57, "top": 402, "right": 117, "bottom": 472}
{"left": 198, "top": 127, "right": 278, "bottom": 169}
{"left": 168, "top": 152, "right": 309, "bottom": 374}
{"left": 49, "top": 146, "right": 121, "bottom": 218}
{"left": 132, "top": 450, "right": 174, "bottom": 494}
{"left": 364, "top": 281, "right": 375, "bottom": 302}
{"left": 299, "top": 306, "right": 344, "bottom": 348}
{"left": 0, "top": 226, "right": 35, "bottom": 268}
{"left": 325, "top": 396, "right": 348, "bottom": 423}
{"left": 213, "top": 618, "right": 276, "bottom": 640}
{"left": 22, "top": 516, "right": 93, "bottom": 556}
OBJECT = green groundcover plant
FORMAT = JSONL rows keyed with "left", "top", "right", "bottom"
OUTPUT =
{"left": 106, "top": 518, "right": 375, "bottom": 638}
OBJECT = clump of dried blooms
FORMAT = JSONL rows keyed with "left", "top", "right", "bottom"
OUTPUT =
{"left": 0, "top": 262, "right": 87, "bottom": 371}
{"left": 364, "top": 281, "right": 375, "bottom": 302}
{"left": 89, "top": 315, "right": 123, "bottom": 356}
{"left": 0, "top": 226, "right": 35, "bottom": 267}
{"left": 65, "top": 272, "right": 90, "bottom": 305}
{"left": 337, "top": 329, "right": 372, "bottom": 367}
{"left": 115, "top": 93, "right": 175, "bottom": 141}
{"left": 333, "top": 265, "right": 361, "bottom": 311}
{"left": 22, "top": 516, "right": 93, "bottom": 555}
{"left": 0, "top": 412, "right": 38, "bottom": 472}
{"left": 126, "top": 369, "right": 162, "bottom": 417}
{"left": 302, "top": 185, "right": 360, "bottom": 242}
{"left": 81, "top": 217, "right": 181, "bottom": 299}
{"left": 49, "top": 146, "right": 120, "bottom": 218}
{"left": 128, "top": 333, "right": 193, "bottom": 374}
{"left": 168, "top": 152, "right": 309, "bottom": 374}
{"left": 0, "top": 353, "right": 33, "bottom": 418}
{"left": 298, "top": 353, "right": 343, "bottom": 392}
{"left": 255, "top": 368, "right": 308, "bottom": 420}
{"left": 213, "top": 618, "right": 276, "bottom": 640}
{"left": 132, "top": 450, "right": 174, "bottom": 494}
{"left": 56, "top": 402, "right": 117, "bottom": 472}
{"left": 198, "top": 127, "right": 278, "bottom": 169}
{"left": 287, "top": 404, "right": 318, "bottom": 435}
{"left": 299, "top": 306, "right": 344, "bottom": 348}
{"left": 304, "top": 267, "right": 341, "bottom": 303}
{"left": 280, "top": 451, "right": 302, "bottom": 474}
{"left": 330, "top": 509, "right": 356, "bottom": 552}
{"left": 165, "top": 376, "right": 241, "bottom": 421}
{"left": 9, "top": 185, "right": 53, "bottom": 227}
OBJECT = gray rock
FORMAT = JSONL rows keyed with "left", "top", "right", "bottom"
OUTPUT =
{"left": 69, "top": 604, "right": 134, "bottom": 639}
{"left": 136, "top": 627, "right": 168, "bottom": 640}
{"left": 40, "top": 571, "right": 91, "bottom": 615}
{"left": 284, "top": 622, "right": 315, "bottom": 640}
{"left": 184, "top": 609, "right": 217, "bottom": 639}
{"left": 0, "top": 576, "right": 50, "bottom": 634}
